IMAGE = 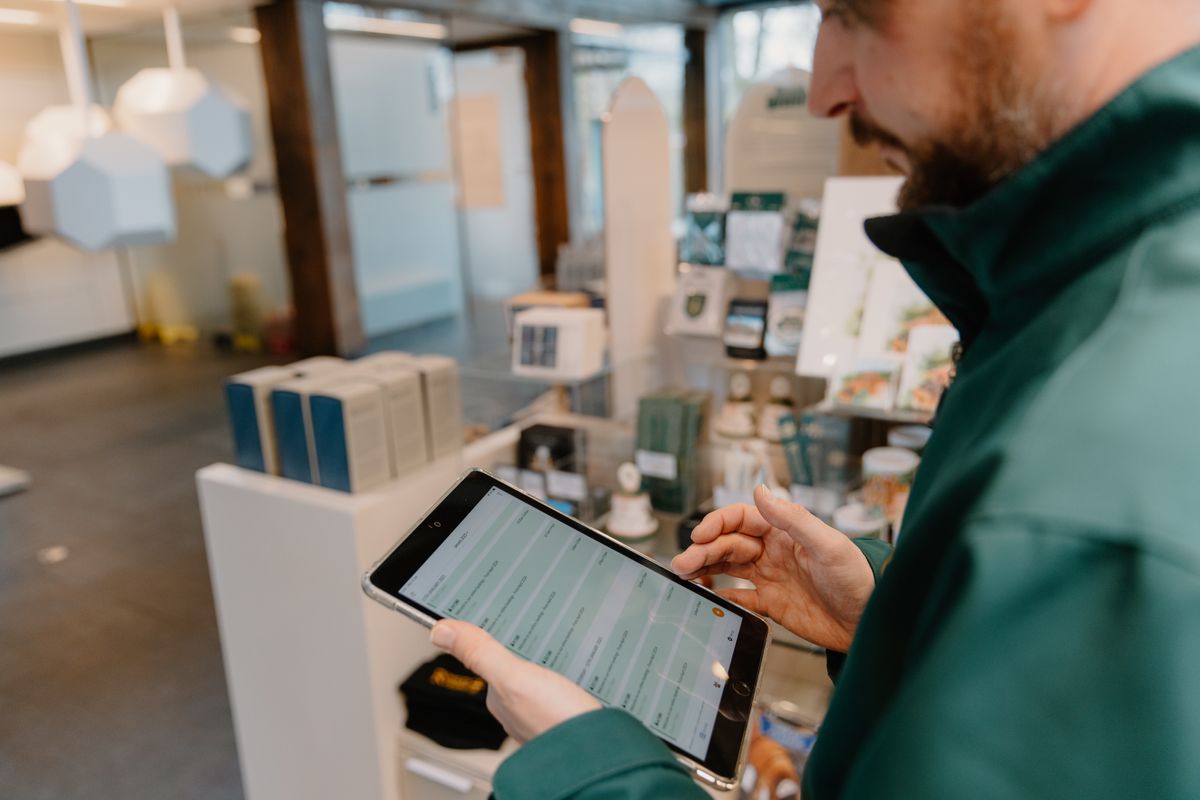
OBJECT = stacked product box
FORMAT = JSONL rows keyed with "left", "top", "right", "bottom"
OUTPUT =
{"left": 412, "top": 355, "right": 463, "bottom": 461}
{"left": 346, "top": 359, "right": 429, "bottom": 480}
{"left": 224, "top": 351, "right": 463, "bottom": 493}
{"left": 635, "top": 389, "right": 710, "bottom": 515}
{"left": 225, "top": 357, "right": 345, "bottom": 476}
{"left": 309, "top": 378, "right": 392, "bottom": 493}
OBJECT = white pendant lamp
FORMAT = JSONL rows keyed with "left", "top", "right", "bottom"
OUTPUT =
{"left": 113, "top": 6, "right": 252, "bottom": 178}
{"left": 18, "top": 0, "right": 175, "bottom": 251}
{"left": 0, "top": 161, "right": 24, "bottom": 206}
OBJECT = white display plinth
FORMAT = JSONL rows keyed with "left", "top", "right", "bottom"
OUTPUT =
{"left": 603, "top": 77, "right": 674, "bottom": 419}
{"left": 197, "top": 426, "right": 519, "bottom": 800}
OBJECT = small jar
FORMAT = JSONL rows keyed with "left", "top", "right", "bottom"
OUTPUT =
{"left": 887, "top": 425, "right": 932, "bottom": 454}
{"left": 833, "top": 503, "right": 889, "bottom": 540}
{"left": 862, "top": 447, "right": 920, "bottom": 525}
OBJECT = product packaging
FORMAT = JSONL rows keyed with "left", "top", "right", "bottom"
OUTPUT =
{"left": 725, "top": 192, "right": 788, "bottom": 273}
{"left": 723, "top": 298, "right": 770, "bottom": 360}
{"left": 666, "top": 264, "right": 736, "bottom": 338}
{"left": 225, "top": 365, "right": 293, "bottom": 474}
{"left": 349, "top": 359, "right": 430, "bottom": 479}
{"left": 862, "top": 446, "right": 920, "bottom": 525}
{"left": 413, "top": 355, "right": 464, "bottom": 460}
{"left": 764, "top": 274, "right": 809, "bottom": 357}
{"left": 309, "top": 379, "right": 392, "bottom": 493}
{"left": 680, "top": 193, "right": 729, "bottom": 266}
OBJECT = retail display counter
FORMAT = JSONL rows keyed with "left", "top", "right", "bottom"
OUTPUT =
{"left": 197, "top": 414, "right": 833, "bottom": 800}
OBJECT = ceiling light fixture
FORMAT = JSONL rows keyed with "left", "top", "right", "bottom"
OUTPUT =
{"left": 0, "top": 161, "right": 24, "bottom": 205}
{"left": 323, "top": 12, "right": 447, "bottom": 40}
{"left": 113, "top": 4, "right": 253, "bottom": 178}
{"left": 18, "top": 0, "right": 175, "bottom": 250}
{"left": 228, "top": 26, "right": 260, "bottom": 44}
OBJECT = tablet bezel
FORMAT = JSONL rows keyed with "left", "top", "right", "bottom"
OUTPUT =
{"left": 364, "top": 468, "right": 770, "bottom": 788}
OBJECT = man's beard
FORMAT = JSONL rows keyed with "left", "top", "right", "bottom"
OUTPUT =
{"left": 852, "top": 6, "right": 1063, "bottom": 212}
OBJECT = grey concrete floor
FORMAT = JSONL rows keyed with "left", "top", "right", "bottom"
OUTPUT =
{"left": 0, "top": 340, "right": 276, "bottom": 800}
{"left": 0, "top": 307, "right": 542, "bottom": 799}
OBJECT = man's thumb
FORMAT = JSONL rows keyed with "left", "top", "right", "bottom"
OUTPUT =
{"left": 430, "top": 619, "right": 518, "bottom": 682}
{"left": 753, "top": 484, "right": 839, "bottom": 549}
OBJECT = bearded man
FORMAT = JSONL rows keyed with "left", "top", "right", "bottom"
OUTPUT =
{"left": 430, "top": 1, "right": 1200, "bottom": 797}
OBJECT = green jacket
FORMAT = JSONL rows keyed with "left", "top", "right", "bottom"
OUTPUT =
{"left": 492, "top": 46, "right": 1200, "bottom": 799}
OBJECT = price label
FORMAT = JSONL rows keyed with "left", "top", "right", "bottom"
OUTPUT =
{"left": 547, "top": 470, "right": 587, "bottom": 501}
{"left": 519, "top": 470, "right": 547, "bottom": 499}
{"left": 635, "top": 450, "right": 678, "bottom": 481}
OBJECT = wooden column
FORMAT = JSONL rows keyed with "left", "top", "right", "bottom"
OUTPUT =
{"left": 519, "top": 30, "right": 571, "bottom": 281}
{"left": 682, "top": 27, "right": 708, "bottom": 194}
{"left": 256, "top": 0, "right": 364, "bottom": 356}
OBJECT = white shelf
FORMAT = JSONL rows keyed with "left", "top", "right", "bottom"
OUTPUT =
{"left": 197, "top": 425, "right": 520, "bottom": 800}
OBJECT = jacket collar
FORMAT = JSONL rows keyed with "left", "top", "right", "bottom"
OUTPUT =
{"left": 864, "top": 45, "right": 1200, "bottom": 349}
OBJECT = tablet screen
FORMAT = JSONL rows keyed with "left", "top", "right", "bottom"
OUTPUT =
{"left": 400, "top": 485, "right": 743, "bottom": 761}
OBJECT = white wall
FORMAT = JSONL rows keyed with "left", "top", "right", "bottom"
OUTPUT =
{"left": 0, "top": 33, "right": 134, "bottom": 358}
{"left": 452, "top": 48, "right": 539, "bottom": 299}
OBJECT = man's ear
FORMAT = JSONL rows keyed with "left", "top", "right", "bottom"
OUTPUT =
{"left": 1044, "top": 0, "right": 1094, "bottom": 22}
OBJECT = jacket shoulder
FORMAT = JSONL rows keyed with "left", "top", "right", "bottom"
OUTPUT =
{"left": 974, "top": 212, "right": 1200, "bottom": 555}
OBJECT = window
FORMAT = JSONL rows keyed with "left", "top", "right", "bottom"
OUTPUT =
{"left": 570, "top": 22, "right": 687, "bottom": 241}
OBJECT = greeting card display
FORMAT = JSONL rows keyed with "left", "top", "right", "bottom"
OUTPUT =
{"left": 896, "top": 325, "right": 959, "bottom": 413}
{"left": 680, "top": 194, "right": 728, "bottom": 266}
{"left": 666, "top": 264, "right": 736, "bottom": 338}
{"left": 725, "top": 192, "right": 787, "bottom": 273}
{"left": 797, "top": 177, "right": 906, "bottom": 379}
{"left": 829, "top": 359, "right": 900, "bottom": 411}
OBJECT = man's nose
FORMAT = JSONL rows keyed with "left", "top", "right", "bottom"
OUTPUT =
{"left": 809, "top": 22, "right": 859, "bottom": 118}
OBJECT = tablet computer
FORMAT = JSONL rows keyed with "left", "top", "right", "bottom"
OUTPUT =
{"left": 363, "top": 469, "right": 770, "bottom": 790}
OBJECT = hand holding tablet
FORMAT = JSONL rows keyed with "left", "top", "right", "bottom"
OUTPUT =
{"left": 428, "top": 619, "right": 602, "bottom": 742}
{"left": 363, "top": 469, "right": 771, "bottom": 790}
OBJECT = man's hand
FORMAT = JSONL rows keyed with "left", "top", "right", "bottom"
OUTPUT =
{"left": 430, "top": 620, "right": 601, "bottom": 743}
{"left": 671, "top": 485, "right": 876, "bottom": 652}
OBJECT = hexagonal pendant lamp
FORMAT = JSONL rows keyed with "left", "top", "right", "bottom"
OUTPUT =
{"left": 18, "top": 0, "right": 175, "bottom": 251}
{"left": 0, "top": 161, "right": 24, "bottom": 206}
{"left": 114, "top": 6, "right": 253, "bottom": 178}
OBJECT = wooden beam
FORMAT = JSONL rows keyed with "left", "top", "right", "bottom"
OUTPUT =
{"left": 682, "top": 27, "right": 708, "bottom": 194}
{"left": 256, "top": 0, "right": 365, "bottom": 356}
{"left": 521, "top": 30, "right": 571, "bottom": 280}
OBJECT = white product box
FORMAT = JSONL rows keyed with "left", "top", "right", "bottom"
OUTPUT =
{"left": 287, "top": 356, "right": 347, "bottom": 376}
{"left": 348, "top": 360, "right": 430, "bottom": 479}
{"left": 225, "top": 365, "right": 294, "bottom": 475}
{"left": 413, "top": 355, "right": 464, "bottom": 460}
{"left": 510, "top": 307, "right": 607, "bottom": 381}
{"left": 355, "top": 351, "right": 413, "bottom": 368}
{"left": 309, "top": 380, "right": 392, "bottom": 493}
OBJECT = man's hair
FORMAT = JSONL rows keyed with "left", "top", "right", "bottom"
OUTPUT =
{"left": 826, "top": 0, "right": 892, "bottom": 28}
